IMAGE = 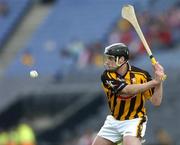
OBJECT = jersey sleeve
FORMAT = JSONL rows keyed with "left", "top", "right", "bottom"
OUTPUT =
{"left": 143, "top": 72, "right": 154, "bottom": 100}
{"left": 101, "top": 70, "right": 127, "bottom": 94}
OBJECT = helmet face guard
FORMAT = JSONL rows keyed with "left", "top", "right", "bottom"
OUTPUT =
{"left": 103, "top": 54, "right": 127, "bottom": 71}
{"left": 104, "top": 43, "right": 129, "bottom": 70}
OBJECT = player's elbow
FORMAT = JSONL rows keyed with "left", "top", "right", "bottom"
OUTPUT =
{"left": 151, "top": 97, "right": 162, "bottom": 106}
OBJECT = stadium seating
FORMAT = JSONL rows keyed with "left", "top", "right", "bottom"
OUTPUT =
{"left": 0, "top": 0, "right": 32, "bottom": 49}
{"left": 5, "top": 0, "right": 133, "bottom": 77}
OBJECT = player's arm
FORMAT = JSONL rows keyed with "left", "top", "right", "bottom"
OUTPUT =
{"left": 120, "top": 79, "right": 159, "bottom": 96}
{"left": 150, "top": 83, "right": 163, "bottom": 106}
{"left": 149, "top": 63, "right": 164, "bottom": 106}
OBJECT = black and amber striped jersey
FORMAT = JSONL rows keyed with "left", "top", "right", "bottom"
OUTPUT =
{"left": 101, "top": 64, "right": 153, "bottom": 121}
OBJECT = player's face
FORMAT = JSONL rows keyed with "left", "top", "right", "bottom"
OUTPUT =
{"left": 103, "top": 55, "right": 117, "bottom": 70}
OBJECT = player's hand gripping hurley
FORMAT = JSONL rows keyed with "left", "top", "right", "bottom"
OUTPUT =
{"left": 122, "top": 5, "right": 166, "bottom": 80}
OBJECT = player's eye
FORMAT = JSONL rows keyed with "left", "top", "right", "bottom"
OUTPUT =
{"left": 104, "top": 55, "right": 115, "bottom": 61}
{"left": 108, "top": 57, "right": 114, "bottom": 61}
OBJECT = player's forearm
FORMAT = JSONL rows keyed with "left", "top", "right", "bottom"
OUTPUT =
{"left": 121, "top": 79, "right": 159, "bottom": 96}
{"left": 150, "top": 83, "right": 163, "bottom": 106}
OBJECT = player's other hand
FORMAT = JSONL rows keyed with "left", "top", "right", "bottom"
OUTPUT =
{"left": 153, "top": 62, "right": 164, "bottom": 73}
{"left": 153, "top": 62, "right": 165, "bottom": 83}
{"left": 154, "top": 70, "right": 165, "bottom": 83}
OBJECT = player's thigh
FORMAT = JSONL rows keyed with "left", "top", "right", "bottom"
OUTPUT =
{"left": 92, "top": 135, "right": 115, "bottom": 145}
{"left": 123, "top": 136, "right": 141, "bottom": 145}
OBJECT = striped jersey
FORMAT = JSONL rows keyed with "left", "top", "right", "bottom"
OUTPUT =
{"left": 101, "top": 64, "right": 153, "bottom": 121}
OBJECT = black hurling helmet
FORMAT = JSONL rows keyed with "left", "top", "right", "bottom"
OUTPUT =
{"left": 104, "top": 43, "right": 129, "bottom": 60}
{"left": 104, "top": 43, "right": 129, "bottom": 70}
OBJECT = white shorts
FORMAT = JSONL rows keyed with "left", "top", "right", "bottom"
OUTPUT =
{"left": 97, "top": 115, "right": 147, "bottom": 143}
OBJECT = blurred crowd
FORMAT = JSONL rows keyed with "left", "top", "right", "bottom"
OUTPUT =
{"left": 0, "top": 0, "right": 9, "bottom": 17}
{"left": 108, "top": 2, "right": 180, "bottom": 59}
{"left": 58, "top": 1, "right": 180, "bottom": 71}
{"left": 19, "top": 1, "right": 180, "bottom": 80}
{"left": 0, "top": 123, "right": 36, "bottom": 145}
